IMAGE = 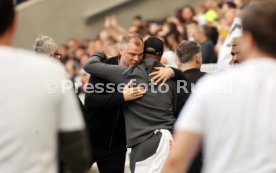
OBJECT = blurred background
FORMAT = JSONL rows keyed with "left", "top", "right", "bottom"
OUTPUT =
{"left": 13, "top": 0, "right": 242, "bottom": 109}
{"left": 14, "top": 0, "right": 204, "bottom": 49}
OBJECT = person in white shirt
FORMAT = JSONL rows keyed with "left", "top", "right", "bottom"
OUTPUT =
{"left": 217, "top": 17, "right": 242, "bottom": 70}
{"left": 162, "top": 1, "right": 276, "bottom": 173}
{"left": 0, "top": 1, "right": 90, "bottom": 173}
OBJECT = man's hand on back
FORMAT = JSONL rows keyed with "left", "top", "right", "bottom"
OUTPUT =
{"left": 149, "top": 67, "right": 174, "bottom": 84}
{"left": 123, "top": 80, "right": 145, "bottom": 101}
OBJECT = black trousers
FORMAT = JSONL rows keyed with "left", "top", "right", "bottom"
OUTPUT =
{"left": 188, "top": 151, "right": 203, "bottom": 173}
{"left": 90, "top": 147, "right": 127, "bottom": 173}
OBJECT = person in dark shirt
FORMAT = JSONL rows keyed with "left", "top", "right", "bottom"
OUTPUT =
{"left": 176, "top": 41, "right": 206, "bottom": 83}
{"left": 84, "top": 33, "right": 145, "bottom": 173}
{"left": 195, "top": 25, "right": 217, "bottom": 64}
{"left": 175, "top": 40, "right": 206, "bottom": 173}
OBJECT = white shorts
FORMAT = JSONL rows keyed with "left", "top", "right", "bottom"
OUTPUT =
{"left": 134, "top": 129, "right": 173, "bottom": 173}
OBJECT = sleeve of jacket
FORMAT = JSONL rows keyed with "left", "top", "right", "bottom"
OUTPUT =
{"left": 171, "top": 67, "right": 187, "bottom": 80}
{"left": 83, "top": 52, "right": 127, "bottom": 85}
{"left": 84, "top": 76, "right": 125, "bottom": 112}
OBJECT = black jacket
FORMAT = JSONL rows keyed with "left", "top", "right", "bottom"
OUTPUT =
{"left": 173, "top": 67, "right": 206, "bottom": 173}
{"left": 171, "top": 67, "right": 191, "bottom": 118}
{"left": 183, "top": 68, "right": 206, "bottom": 84}
{"left": 84, "top": 55, "right": 126, "bottom": 150}
{"left": 172, "top": 68, "right": 206, "bottom": 117}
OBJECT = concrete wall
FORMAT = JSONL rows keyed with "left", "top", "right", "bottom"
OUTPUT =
{"left": 13, "top": 0, "right": 203, "bottom": 49}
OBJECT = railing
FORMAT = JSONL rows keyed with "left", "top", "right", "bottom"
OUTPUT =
{"left": 201, "top": 64, "right": 217, "bottom": 73}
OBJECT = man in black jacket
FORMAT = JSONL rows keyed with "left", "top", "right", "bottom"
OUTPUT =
{"left": 151, "top": 41, "right": 206, "bottom": 173}
{"left": 84, "top": 33, "right": 145, "bottom": 173}
{"left": 175, "top": 40, "right": 206, "bottom": 173}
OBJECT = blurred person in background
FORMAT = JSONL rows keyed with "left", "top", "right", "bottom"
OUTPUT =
{"left": 60, "top": 38, "right": 85, "bottom": 82}
{"left": 147, "top": 20, "right": 162, "bottom": 36}
{"left": 66, "top": 38, "right": 81, "bottom": 59}
{"left": 217, "top": 0, "right": 244, "bottom": 70}
{"left": 33, "top": 34, "right": 87, "bottom": 173}
{"left": 177, "top": 5, "right": 197, "bottom": 24}
{"left": 158, "top": 21, "right": 184, "bottom": 68}
{"left": 74, "top": 45, "right": 87, "bottom": 67}
{"left": 33, "top": 34, "right": 86, "bottom": 114}
{"left": 87, "top": 39, "right": 103, "bottom": 56}
{"left": 195, "top": 25, "right": 217, "bottom": 63}
{"left": 161, "top": 39, "right": 178, "bottom": 68}
{"left": 129, "top": 15, "right": 147, "bottom": 37}
{"left": 158, "top": 22, "right": 176, "bottom": 38}
{"left": 163, "top": 1, "right": 276, "bottom": 173}
{"left": 218, "top": 1, "right": 237, "bottom": 17}
{"left": 57, "top": 44, "right": 69, "bottom": 64}
{"left": 33, "top": 35, "right": 62, "bottom": 60}
{"left": 205, "top": 25, "right": 219, "bottom": 46}
{"left": 0, "top": 0, "right": 90, "bottom": 173}
{"left": 186, "top": 21, "right": 199, "bottom": 41}
{"left": 165, "top": 16, "right": 186, "bottom": 37}
{"left": 164, "top": 30, "right": 181, "bottom": 51}
{"left": 229, "top": 36, "right": 242, "bottom": 65}
{"left": 33, "top": 35, "right": 78, "bottom": 79}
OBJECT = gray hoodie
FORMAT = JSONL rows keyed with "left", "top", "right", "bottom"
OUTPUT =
{"left": 84, "top": 53, "right": 176, "bottom": 147}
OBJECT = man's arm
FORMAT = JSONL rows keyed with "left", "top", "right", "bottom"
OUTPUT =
{"left": 149, "top": 67, "right": 187, "bottom": 84}
{"left": 84, "top": 76, "right": 125, "bottom": 111}
{"left": 171, "top": 67, "right": 187, "bottom": 80}
{"left": 85, "top": 76, "right": 145, "bottom": 111}
{"left": 162, "top": 131, "right": 201, "bottom": 173}
{"left": 83, "top": 52, "right": 127, "bottom": 85}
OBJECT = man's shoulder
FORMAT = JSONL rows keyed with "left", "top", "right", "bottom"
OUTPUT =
{"left": 199, "top": 71, "right": 207, "bottom": 77}
{"left": 2, "top": 47, "right": 65, "bottom": 76}
{"left": 104, "top": 55, "right": 120, "bottom": 65}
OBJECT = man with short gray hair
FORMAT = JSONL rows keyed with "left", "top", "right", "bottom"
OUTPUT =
{"left": 176, "top": 41, "right": 206, "bottom": 84}
{"left": 33, "top": 35, "right": 62, "bottom": 59}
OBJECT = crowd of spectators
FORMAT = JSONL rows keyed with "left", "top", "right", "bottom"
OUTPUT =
{"left": 50, "top": 0, "right": 249, "bottom": 100}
